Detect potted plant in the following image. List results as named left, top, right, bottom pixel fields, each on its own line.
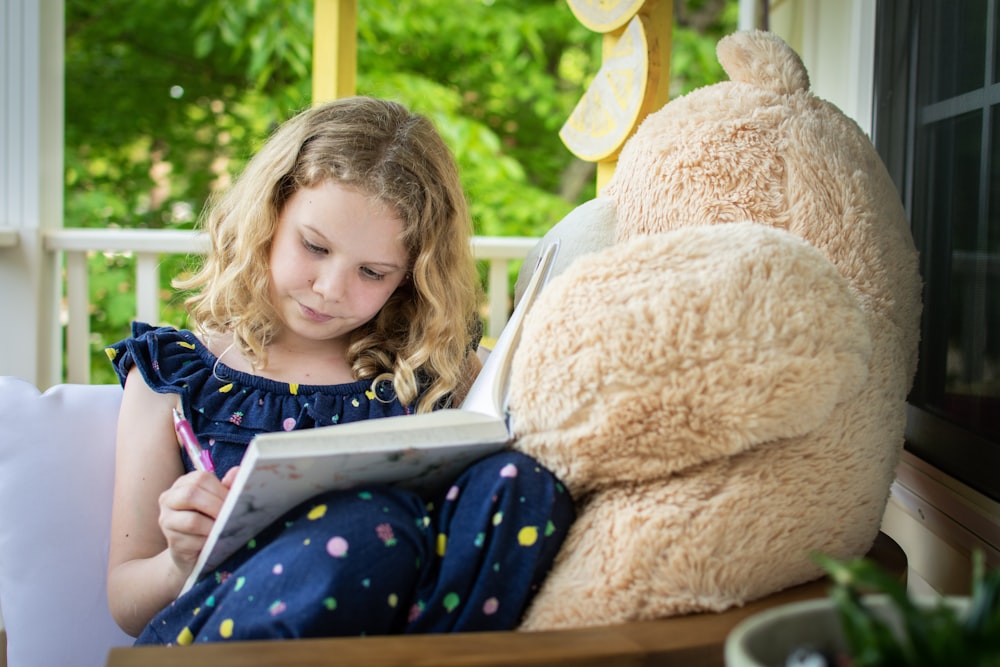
left=725, top=550, right=1000, bottom=666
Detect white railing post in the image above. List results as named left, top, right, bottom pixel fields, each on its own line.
left=45, top=229, right=211, bottom=384
left=135, top=253, right=161, bottom=326
left=472, top=236, right=539, bottom=340
left=64, top=250, right=90, bottom=384
left=0, top=0, right=65, bottom=390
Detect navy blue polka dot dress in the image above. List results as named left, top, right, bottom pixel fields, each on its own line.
left=107, top=322, right=574, bottom=643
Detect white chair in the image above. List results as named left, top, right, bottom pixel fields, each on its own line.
left=0, top=377, right=133, bottom=667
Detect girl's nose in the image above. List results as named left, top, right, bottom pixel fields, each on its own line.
left=310, top=264, right=349, bottom=301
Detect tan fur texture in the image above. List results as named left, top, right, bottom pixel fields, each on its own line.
left=509, top=30, right=921, bottom=630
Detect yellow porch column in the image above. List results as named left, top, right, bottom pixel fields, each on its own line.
left=312, top=0, right=357, bottom=104
left=561, top=0, right=672, bottom=191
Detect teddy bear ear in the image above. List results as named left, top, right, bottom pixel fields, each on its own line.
left=717, top=29, right=810, bottom=95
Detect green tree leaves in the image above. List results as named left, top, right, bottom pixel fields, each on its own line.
left=65, top=0, right=735, bottom=382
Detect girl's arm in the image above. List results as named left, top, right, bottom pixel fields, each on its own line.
left=106, top=366, right=233, bottom=637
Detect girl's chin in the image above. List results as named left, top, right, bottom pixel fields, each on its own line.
left=283, top=318, right=355, bottom=344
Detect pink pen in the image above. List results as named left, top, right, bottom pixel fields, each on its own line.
left=172, top=407, right=215, bottom=472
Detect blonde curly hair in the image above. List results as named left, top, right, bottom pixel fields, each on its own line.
left=176, top=97, right=481, bottom=412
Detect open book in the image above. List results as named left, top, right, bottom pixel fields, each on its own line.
left=180, top=241, right=559, bottom=595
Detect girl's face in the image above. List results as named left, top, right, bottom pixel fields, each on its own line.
left=268, top=180, right=409, bottom=351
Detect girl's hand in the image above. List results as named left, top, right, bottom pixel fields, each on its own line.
left=157, top=468, right=237, bottom=574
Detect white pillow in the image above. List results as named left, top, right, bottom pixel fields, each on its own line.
left=0, top=377, right=133, bottom=667
left=512, top=196, right=617, bottom=306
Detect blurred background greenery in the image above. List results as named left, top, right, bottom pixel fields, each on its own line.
left=65, top=0, right=737, bottom=383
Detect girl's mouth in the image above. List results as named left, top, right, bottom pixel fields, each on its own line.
left=300, top=303, right=334, bottom=323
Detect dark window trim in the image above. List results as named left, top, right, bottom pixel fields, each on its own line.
left=873, top=0, right=1000, bottom=503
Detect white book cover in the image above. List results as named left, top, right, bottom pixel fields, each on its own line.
left=180, top=241, right=559, bottom=594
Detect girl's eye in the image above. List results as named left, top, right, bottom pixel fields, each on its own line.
left=360, top=266, right=386, bottom=281
left=302, top=239, right=327, bottom=255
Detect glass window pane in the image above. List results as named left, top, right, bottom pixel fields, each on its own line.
left=996, top=2, right=1000, bottom=85
left=918, top=2, right=987, bottom=103
left=912, top=107, right=999, bottom=444
left=877, top=0, right=1000, bottom=502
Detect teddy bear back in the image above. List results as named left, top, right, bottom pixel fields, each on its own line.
left=509, top=222, right=872, bottom=492
left=604, top=29, right=921, bottom=382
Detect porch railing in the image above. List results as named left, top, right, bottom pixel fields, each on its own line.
left=44, top=229, right=538, bottom=385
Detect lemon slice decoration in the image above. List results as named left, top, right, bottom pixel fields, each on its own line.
left=560, top=14, right=651, bottom=162
left=566, top=0, right=645, bottom=32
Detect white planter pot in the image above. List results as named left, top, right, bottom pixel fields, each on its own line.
left=724, top=594, right=969, bottom=667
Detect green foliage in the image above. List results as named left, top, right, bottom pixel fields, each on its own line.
left=814, top=551, right=1000, bottom=667
left=358, top=1, right=598, bottom=199
left=65, top=0, right=737, bottom=383
left=672, top=0, right=740, bottom=95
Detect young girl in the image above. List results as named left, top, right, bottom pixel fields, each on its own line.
left=105, top=96, right=574, bottom=644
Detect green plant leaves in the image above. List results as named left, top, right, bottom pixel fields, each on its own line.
left=813, top=550, right=1000, bottom=667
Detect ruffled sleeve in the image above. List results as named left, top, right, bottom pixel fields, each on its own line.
left=104, top=322, right=412, bottom=475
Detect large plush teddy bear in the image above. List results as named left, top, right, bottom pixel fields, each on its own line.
left=508, top=29, right=923, bottom=630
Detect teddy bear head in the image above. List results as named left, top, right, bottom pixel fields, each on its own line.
left=604, top=29, right=922, bottom=353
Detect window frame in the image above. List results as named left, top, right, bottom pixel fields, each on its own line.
left=873, top=0, right=1000, bottom=503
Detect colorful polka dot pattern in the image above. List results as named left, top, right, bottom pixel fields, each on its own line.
left=134, top=451, right=574, bottom=644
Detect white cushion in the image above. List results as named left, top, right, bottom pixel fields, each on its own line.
left=512, top=196, right=616, bottom=306
left=0, top=377, right=132, bottom=667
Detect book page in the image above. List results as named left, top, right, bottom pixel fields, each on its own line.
left=182, top=410, right=510, bottom=594
left=460, top=241, right=559, bottom=419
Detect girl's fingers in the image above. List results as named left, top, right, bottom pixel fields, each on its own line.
left=221, top=465, right=240, bottom=489
left=157, top=471, right=229, bottom=568
left=160, top=471, right=227, bottom=519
